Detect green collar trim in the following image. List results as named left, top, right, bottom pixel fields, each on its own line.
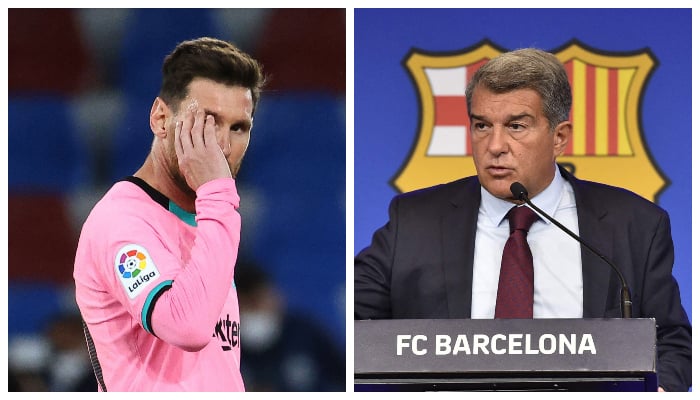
left=169, top=201, right=197, bottom=227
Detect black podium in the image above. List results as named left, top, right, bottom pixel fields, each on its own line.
left=355, top=318, right=657, bottom=391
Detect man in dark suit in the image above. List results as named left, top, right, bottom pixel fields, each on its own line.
left=355, top=48, right=691, bottom=391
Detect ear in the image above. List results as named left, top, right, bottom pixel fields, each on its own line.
left=149, top=97, right=170, bottom=138
left=552, top=120, right=571, bottom=157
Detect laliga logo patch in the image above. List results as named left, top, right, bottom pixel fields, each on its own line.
left=115, top=244, right=160, bottom=299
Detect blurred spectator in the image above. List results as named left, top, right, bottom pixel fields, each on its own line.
left=9, top=368, right=22, bottom=391
left=44, top=314, right=97, bottom=391
left=8, top=335, right=50, bottom=391
left=8, top=314, right=97, bottom=392
left=236, top=261, right=345, bottom=391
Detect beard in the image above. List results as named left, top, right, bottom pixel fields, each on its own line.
left=230, top=158, right=243, bottom=178
left=162, top=137, right=195, bottom=197
left=167, top=151, right=197, bottom=198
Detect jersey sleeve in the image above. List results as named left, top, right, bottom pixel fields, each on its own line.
left=103, top=178, right=241, bottom=351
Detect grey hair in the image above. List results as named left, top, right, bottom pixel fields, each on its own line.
left=465, top=48, right=571, bottom=130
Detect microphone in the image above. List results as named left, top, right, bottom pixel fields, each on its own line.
left=510, top=182, right=632, bottom=318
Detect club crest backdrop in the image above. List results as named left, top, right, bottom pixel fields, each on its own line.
left=354, top=8, right=692, bottom=320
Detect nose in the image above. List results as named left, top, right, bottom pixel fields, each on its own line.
left=217, top=127, right=231, bottom=158
left=487, top=125, right=509, bottom=156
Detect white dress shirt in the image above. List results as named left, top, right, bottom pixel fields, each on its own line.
left=471, top=167, right=583, bottom=318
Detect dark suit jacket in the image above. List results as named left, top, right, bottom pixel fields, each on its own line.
left=355, top=165, right=691, bottom=391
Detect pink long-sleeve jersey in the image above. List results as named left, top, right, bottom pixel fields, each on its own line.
left=74, top=176, right=245, bottom=391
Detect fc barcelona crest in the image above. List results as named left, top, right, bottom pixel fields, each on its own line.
left=395, top=40, right=667, bottom=203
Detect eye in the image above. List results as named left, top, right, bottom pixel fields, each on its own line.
left=509, top=123, right=525, bottom=131
left=472, top=122, right=488, bottom=131
left=230, top=123, right=249, bottom=133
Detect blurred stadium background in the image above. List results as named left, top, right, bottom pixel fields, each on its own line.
left=8, top=8, right=346, bottom=391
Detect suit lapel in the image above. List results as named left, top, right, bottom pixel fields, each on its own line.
left=441, top=177, right=481, bottom=318
left=438, top=168, right=614, bottom=318
left=562, top=167, right=614, bottom=317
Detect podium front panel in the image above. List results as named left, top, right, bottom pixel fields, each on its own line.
left=355, top=318, right=657, bottom=391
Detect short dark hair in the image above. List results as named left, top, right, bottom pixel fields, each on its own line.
left=159, top=37, right=265, bottom=114
left=465, top=48, right=571, bottom=129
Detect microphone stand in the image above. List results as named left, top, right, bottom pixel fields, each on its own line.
left=511, top=183, right=632, bottom=318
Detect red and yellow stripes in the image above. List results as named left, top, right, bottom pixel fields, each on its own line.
left=565, top=59, right=633, bottom=156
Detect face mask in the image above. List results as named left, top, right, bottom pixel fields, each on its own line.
left=49, top=349, right=89, bottom=391
left=241, top=311, right=281, bottom=351
left=8, top=335, right=50, bottom=373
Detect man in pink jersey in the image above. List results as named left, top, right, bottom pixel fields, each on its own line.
left=73, top=37, right=265, bottom=391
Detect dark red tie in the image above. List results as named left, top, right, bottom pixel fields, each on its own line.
left=495, top=206, right=539, bottom=318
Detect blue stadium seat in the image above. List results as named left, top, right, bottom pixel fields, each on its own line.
left=117, top=9, right=219, bottom=100
left=108, top=93, right=153, bottom=180
left=8, top=281, right=64, bottom=338
left=9, top=96, right=88, bottom=193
